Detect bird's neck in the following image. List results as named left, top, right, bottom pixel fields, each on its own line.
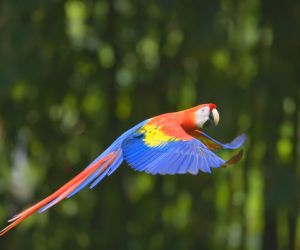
left=176, top=110, right=197, bottom=131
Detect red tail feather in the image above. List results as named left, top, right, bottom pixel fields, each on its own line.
left=0, top=152, right=117, bottom=236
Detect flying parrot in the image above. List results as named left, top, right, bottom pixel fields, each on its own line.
left=0, top=103, right=246, bottom=235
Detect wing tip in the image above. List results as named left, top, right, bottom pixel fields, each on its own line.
left=222, top=149, right=244, bottom=168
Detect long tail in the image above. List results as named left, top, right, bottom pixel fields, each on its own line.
left=0, top=151, right=120, bottom=236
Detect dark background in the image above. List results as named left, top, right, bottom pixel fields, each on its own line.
left=0, top=0, right=299, bottom=249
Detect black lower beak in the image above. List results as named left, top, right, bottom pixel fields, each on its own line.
left=203, top=111, right=215, bottom=127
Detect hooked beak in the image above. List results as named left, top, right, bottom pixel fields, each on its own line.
left=204, top=108, right=220, bottom=127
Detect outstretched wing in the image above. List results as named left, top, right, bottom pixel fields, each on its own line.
left=188, top=130, right=246, bottom=150
left=122, top=120, right=239, bottom=175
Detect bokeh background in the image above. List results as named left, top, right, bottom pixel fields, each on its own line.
left=0, top=0, right=299, bottom=249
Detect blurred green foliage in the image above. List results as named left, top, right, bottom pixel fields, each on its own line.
left=0, top=0, right=299, bottom=249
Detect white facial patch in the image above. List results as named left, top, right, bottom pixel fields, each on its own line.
left=195, top=106, right=210, bottom=128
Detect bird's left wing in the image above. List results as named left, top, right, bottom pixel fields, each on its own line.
left=122, top=120, right=237, bottom=175
left=189, top=130, right=246, bottom=150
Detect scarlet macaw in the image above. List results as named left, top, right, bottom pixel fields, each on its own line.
left=0, top=103, right=245, bottom=235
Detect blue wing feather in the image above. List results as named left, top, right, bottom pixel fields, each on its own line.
left=89, top=167, right=111, bottom=189
left=172, top=143, right=191, bottom=174
left=136, top=150, right=159, bottom=172
left=197, top=147, right=212, bottom=173
left=166, top=145, right=188, bottom=174
left=188, top=150, right=198, bottom=175
left=188, top=154, right=199, bottom=175
left=156, top=147, right=182, bottom=174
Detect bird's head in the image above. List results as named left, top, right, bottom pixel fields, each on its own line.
left=179, top=103, right=220, bottom=131
left=194, top=103, right=220, bottom=129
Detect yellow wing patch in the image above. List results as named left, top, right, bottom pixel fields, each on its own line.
left=138, top=124, right=179, bottom=147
